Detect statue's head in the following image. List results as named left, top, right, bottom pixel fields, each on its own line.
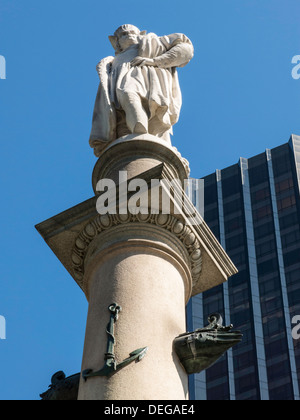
left=109, top=24, right=147, bottom=54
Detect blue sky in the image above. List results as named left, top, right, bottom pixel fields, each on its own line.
left=0, top=0, right=299, bottom=400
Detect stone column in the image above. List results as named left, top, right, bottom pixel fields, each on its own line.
left=35, top=134, right=237, bottom=401
left=77, top=135, right=192, bottom=400
left=77, top=214, right=193, bottom=400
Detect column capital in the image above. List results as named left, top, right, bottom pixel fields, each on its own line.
left=72, top=213, right=201, bottom=301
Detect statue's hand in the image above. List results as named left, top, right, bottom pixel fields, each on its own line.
left=131, top=56, right=155, bottom=67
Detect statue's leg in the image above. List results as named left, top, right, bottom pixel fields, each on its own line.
left=119, top=92, right=148, bottom=134
left=116, top=110, right=131, bottom=138
left=148, top=115, right=172, bottom=145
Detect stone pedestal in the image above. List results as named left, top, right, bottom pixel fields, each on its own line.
left=91, top=134, right=190, bottom=189
left=35, top=135, right=237, bottom=400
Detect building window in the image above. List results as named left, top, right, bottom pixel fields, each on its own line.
left=222, top=176, right=241, bottom=198
left=275, top=178, right=294, bottom=194
left=281, top=231, right=300, bottom=248
left=249, top=164, right=269, bottom=186
left=252, top=188, right=270, bottom=202
left=259, top=275, right=281, bottom=295
left=226, top=234, right=245, bottom=251
left=254, top=222, right=275, bottom=240
left=272, top=150, right=292, bottom=177
left=253, top=205, right=272, bottom=221
left=257, top=258, right=278, bottom=276
left=283, top=249, right=300, bottom=267
left=235, top=374, right=258, bottom=395
left=223, top=199, right=243, bottom=217
left=269, top=383, right=294, bottom=401
left=279, top=212, right=299, bottom=230
left=277, top=195, right=296, bottom=212
left=256, top=240, right=276, bottom=258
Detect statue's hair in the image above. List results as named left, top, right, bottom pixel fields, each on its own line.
left=114, top=24, right=141, bottom=38
left=109, top=24, right=147, bottom=54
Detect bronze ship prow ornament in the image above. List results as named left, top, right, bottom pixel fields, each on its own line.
left=174, top=313, right=242, bottom=375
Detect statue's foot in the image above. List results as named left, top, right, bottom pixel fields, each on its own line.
left=133, top=122, right=148, bottom=134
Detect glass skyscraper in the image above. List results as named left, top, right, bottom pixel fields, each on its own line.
left=188, top=134, right=300, bottom=400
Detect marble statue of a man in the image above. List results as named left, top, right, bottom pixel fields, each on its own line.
left=89, top=24, right=194, bottom=156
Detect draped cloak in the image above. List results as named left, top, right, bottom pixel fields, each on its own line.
left=89, top=33, right=194, bottom=156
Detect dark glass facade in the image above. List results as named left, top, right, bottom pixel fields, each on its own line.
left=188, top=135, right=300, bottom=400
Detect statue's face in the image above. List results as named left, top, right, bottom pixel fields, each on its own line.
left=117, top=29, right=140, bottom=51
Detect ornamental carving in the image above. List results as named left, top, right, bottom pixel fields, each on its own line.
left=71, top=213, right=202, bottom=288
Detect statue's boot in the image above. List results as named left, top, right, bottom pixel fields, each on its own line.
left=133, top=122, right=148, bottom=134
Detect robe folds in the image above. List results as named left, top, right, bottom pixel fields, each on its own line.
left=89, top=33, right=194, bottom=156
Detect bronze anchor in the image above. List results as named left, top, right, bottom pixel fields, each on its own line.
left=82, top=303, right=148, bottom=381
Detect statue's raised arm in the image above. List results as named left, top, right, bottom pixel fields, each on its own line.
left=89, top=25, right=194, bottom=157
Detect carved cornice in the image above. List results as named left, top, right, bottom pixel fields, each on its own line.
left=71, top=213, right=202, bottom=289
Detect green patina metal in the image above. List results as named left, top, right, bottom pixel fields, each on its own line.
left=82, top=303, right=148, bottom=381
left=174, top=313, right=242, bottom=375
left=41, top=311, right=241, bottom=399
